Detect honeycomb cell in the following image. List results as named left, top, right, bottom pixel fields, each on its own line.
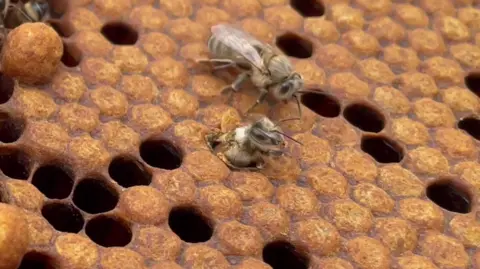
left=23, top=121, right=70, bottom=155
left=394, top=4, right=429, bottom=27
left=101, top=22, right=138, bottom=45
left=378, top=165, right=424, bottom=198
left=234, top=258, right=272, bottom=269
left=168, top=206, right=213, bottom=243
left=73, top=177, right=119, bottom=214
left=367, top=17, right=405, bottom=43
left=51, top=71, right=87, bottom=102
left=408, top=147, right=450, bottom=176
left=305, top=165, right=348, bottom=199
left=0, top=204, right=29, bottom=269
left=24, top=211, right=54, bottom=246
left=420, top=232, right=469, bottom=269
left=374, top=217, right=417, bottom=255
left=262, top=241, right=309, bottom=269
left=413, top=98, right=456, bottom=128
left=435, top=128, right=477, bottom=159
left=108, top=156, right=151, bottom=188
left=140, top=139, right=182, bottom=170
left=13, top=88, right=57, bottom=120
left=316, top=118, right=358, bottom=146
left=304, top=18, right=339, bottom=43
left=67, top=135, right=111, bottom=171
left=140, top=33, right=178, bottom=59
left=269, top=101, right=317, bottom=133
left=458, top=7, right=480, bottom=32
left=58, top=103, right=99, bottom=133
left=86, top=215, right=132, bottom=247
left=395, top=255, right=438, bottom=269
left=276, top=184, right=318, bottom=219
left=5, top=180, right=43, bottom=211
left=0, top=111, right=24, bottom=143
left=0, top=148, right=32, bottom=180
left=292, top=218, right=340, bottom=256
left=199, top=104, right=240, bottom=130
left=358, top=58, right=395, bottom=84
left=399, top=198, right=444, bottom=230
left=184, top=150, right=230, bottom=183
left=151, top=262, right=183, bottom=269
left=450, top=43, right=480, bottom=69
left=41, top=202, right=84, bottom=233
left=318, top=44, right=356, bottom=71
left=290, top=0, right=324, bottom=16
left=458, top=163, right=480, bottom=192
left=61, top=42, right=82, bottom=68
left=129, top=104, right=173, bottom=134
left=300, top=91, right=340, bottom=118
left=217, top=221, right=263, bottom=256
left=134, top=226, right=182, bottom=262
left=191, top=74, right=227, bottom=102
left=55, top=234, right=98, bottom=269
left=118, top=186, right=170, bottom=225
left=17, top=251, right=59, bottom=269
left=327, top=200, right=373, bottom=233
left=153, top=170, right=197, bottom=204
left=343, top=103, right=385, bottom=133
left=353, top=183, right=395, bottom=213
left=227, top=171, right=274, bottom=201
left=111, top=46, right=148, bottom=73
left=342, top=30, right=380, bottom=57
left=168, top=18, right=209, bottom=43
left=120, top=75, right=158, bottom=103
left=129, top=6, right=168, bottom=31
left=290, top=133, right=331, bottom=166
left=330, top=4, right=364, bottom=30
left=246, top=201, right=290, bottom=239
left=383, top=45, right=420, bottom=72
left=68, top=8, right=102, bottom=31
left=264, top=6, right=303, bottom=31
left=81, top=58, right=122, bottom=86
left=441, top=86, right=479, bottom=113
left=419, top=0, right=455, bottom=15
left=196, top=6, right=231, bottom=28
left=150, top=57, right=189, bottom=88
left=423, top=56, right=464, bottom=85
left=241, top=18, right=275, bottom=43
left=335, top=148, right=377, bottom=182
left=173, top=120, right=210, bottom=150
left=276, top=33, right=313, bottom=59
left=313, top=257, right=353, bottom=269
left=93, top=0, right=132, bottom=18
left=31, top=164, right=74, bottom=200
left=99, top=121, right=140, bottom=153
left=435, top=16, right=470, bottom=41
left=74, top=31, right=113, bottom=57
left=346, top=236, right=390, bottom=269
left=373, top=86, right=410, bottom=114
left=426, top=179, right=472, bottom=214
left=198, top=184, right=243, bottom=220
left=0, top=73, right=14, bottom=104
left=329, top=72, right=370, bottom=99
left=183, top=245, right=230, bottom=269
left=100, top=248, right=146, bottom=269
left=395, top=72, right=439, bottom=97
left=450, top=215, right=480, bottom=248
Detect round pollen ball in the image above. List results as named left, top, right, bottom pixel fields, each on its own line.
left=1, top=22, right=63, bottom=85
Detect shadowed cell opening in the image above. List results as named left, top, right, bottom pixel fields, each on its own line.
left=458, top=117, right=480, bottom=141
left=85, top=215, right=132, bottom=247
left=47, top=0, right=68, bottom=19
left=140, top=139, right=183, bottom=170
left=0, top=111, right=25, bottom=143
left=465, top=72, right=480, bottom=97
left=275, top=33, right=313, bottom=59
left=18, top=251, right=58, bottom=269
left=361, top=135, right=404, bottom=163
left=0, top=73, right=14, bottom=104
left=61, top=42, right=82, bottom=67
left=300, top=91, right=340, bottom=118
left=72, top=178, right=119, bottom=214
left=426, top=179, right=472, bottom=214
left=263, top=241, right=309, bottom=269
left=32, top=164, right=74, bottom=199
left=101, top=22, right=138, bottom=45
left=48, top=20, right=74, bottom=37
left=41, top=202, right=84, bottom=233
left=290, top=0, right=325, bottom=17
left=343, top=103, right=385, bottom=133
left=108, top=156, right=152, bottom=188
left=0, top=148, right=31, bottom=179
left=168, top=206, right=213, bottom=243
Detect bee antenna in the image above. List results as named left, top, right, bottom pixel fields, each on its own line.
left=273, top=130, right=303, bottom=145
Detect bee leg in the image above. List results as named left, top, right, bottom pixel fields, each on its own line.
left=244, top=88, right=268, bottom=115
left=196, top=58, right=236, bottom=70
left=221, top=71, right=249, bottom=94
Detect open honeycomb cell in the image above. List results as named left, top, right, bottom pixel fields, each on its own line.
left=0, top=0, right=479, bottom=268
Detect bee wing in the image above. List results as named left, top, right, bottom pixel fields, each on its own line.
left=211, top=24, right=266, bottom=71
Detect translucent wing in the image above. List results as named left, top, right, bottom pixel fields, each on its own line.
left=211, top=24, right=266, bottom=71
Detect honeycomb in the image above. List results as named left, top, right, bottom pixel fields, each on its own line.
left=0, top=0, right=479, bottom=268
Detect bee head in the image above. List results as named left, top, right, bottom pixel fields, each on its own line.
left=248, top=118, right=285, bottom=151
left=272, top=73, right=304, bottom=101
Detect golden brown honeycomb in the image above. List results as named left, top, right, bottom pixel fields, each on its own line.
left=0, top=0, right=479, bottom=268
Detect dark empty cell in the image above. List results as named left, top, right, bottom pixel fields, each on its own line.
left=458, top=117, right=480, bottom=140
left=465, top=72, right=480, bottom=97
left=41, top=202, right=84, bottom=233
left=140, top=140, right=183, bottom=170
left=31, top=165, right=74, bottom=199
left=361, top=136, right=404, bottom=163
left=108, top=157, right=152, bottom=188
left=101, top=22, right=138, bottom=45
left=290, top=0, right=325, bottom=17
left=263, top=241, right=309, bottom=269
left=18, top=251, right=58, bottom=269
left=0, top=73, right=14, bottom=104
left=275, top=33, right=313, bottom=59
left=0, top=148, right=31, bottom=179
left=85, top=215, right=132, bottom=247
left=0, top=111, right=25, bottom=143
left=48, top=20, right=74, bottom=38
left=72, top=178, right=119, bottom=214
left=61, top=42, right=82, bottom=67
left=426, top=180, right=472, bottom=214
left=300, top=91, right=340, bottom=118
left=168, top=207, right=213, bottom=243
left=343, top=103, right=385, bottom=133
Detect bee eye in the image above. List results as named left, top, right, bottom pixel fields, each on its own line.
left=280, top=84, right=290, bottom=94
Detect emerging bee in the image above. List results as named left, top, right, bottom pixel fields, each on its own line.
left=197, top=23, right=306, bottom=121
left=205, top=116, right=302, bottom=171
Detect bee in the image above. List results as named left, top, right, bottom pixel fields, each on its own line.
left=196, top=23, right=307, bottom=121
left=205, top=116, right=302, bottom=171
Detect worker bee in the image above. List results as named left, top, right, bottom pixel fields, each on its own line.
left=205, top=116, right=302, bottom=171
left=196, top=23, right=307, bottom=121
